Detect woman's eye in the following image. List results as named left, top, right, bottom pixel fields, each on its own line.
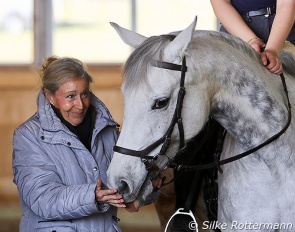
left=81, top=91, right=89, bottom=98
left=66, top=94, right=76, bottom=99
left=152, top=98, right=169, bottom=109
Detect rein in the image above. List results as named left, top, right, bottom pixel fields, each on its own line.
left=113, top=36, right=292, bottom=182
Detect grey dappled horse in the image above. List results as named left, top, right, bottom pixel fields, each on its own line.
left=107, top=17, right=295, bottom=231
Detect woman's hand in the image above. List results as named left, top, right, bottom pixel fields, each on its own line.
left=95, top=178, right=126, bottom=208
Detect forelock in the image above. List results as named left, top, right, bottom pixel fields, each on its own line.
left=122, top=35, right=170, bottom=91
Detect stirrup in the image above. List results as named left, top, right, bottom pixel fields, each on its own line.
left=164, top=208, right=198, bottom=232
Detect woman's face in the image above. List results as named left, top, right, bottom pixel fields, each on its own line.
left=46, top=78, right=91, bottom=126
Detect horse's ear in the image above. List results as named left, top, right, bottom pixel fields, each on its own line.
left=164, top=16, right=197, bottom=60
left=110, top=22, right=147, bottom=48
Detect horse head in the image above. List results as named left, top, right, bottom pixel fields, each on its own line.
left=107, top=17, right=211, bottom=205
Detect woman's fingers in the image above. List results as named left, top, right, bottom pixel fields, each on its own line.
left=95, top=178, right=126, bottom=207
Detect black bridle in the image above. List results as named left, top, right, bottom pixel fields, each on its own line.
left=113, top=47, right=292, bottom=184
left=114, top=56, right=188, bottom=173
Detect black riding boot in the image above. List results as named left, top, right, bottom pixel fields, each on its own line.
left=169, top=119, right=223, bottom=232
left=170, top=169, right=201, bottom=232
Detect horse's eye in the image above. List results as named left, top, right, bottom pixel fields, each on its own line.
left=152, top=98, right=169, bottom=110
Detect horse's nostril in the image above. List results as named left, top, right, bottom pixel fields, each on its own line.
left=118, top=180, right=128, bottom=194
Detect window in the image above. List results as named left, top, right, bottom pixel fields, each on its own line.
left=52, top=0, right=131, bottom=63
left=53, top=0, right=216, bottom=64
left=0, top=0, right=34, bottom=64
left=136, top=0, right=216, bottom=35
left=1, top=0, right=217, bottom=65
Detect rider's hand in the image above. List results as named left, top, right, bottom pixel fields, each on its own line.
left=248, top=38, right=282, bottom=75
left=95, top=178, right=126, bottom=208
left=248, top=37, right=282, bottom=74
left=260, top=49, right=283, bottom=75
left=248, top=37, right=265, bottom=54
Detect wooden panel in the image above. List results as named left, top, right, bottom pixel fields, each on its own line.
left=0, top=64, right=123, bottom=89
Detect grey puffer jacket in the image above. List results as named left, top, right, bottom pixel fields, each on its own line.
left=12, top=91, right=121, bottom=232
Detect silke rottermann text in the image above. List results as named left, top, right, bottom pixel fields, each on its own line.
left=201, top=221, right=293, bottom=230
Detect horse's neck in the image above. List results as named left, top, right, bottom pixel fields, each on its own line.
left=211, top=71, right=289, bottom=150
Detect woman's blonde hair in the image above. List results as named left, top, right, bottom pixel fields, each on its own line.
left=38, top=55, right=93, bottom=94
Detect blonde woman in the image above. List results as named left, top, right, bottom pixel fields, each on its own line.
left=13, top=56, right=125, bottom=231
